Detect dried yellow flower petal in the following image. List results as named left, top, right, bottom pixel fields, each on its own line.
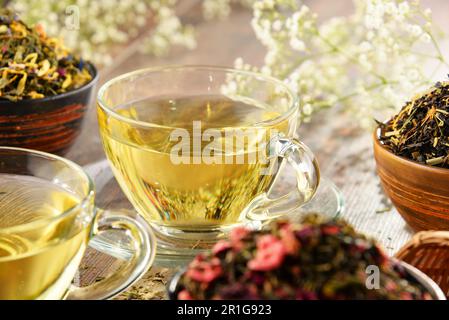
left=14, top=46, right=24, bottom=62
left=17, top=73, right=27, bottom=95
left=28, top=91, right=44, bottom=99
left=10, top=22, right=27, bottom=38
left=37, top=60, right=51, bottom=77
left=0, top=78, right=8, bottom=89
left=23, top=53, right=38, bottom=65
left=62, top=74, right=72, bottom=89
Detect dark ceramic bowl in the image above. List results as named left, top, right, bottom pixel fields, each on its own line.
left=0, top=63, right=98, bottom=155
left=167, top=261, right=446, bottom=300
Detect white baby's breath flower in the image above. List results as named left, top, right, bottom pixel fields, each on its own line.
left=302, top=103, right=313, bottom=116
left=202, top=0, right=251, bottom=21
left=421, top=33, right=431, bottom=43
left=246, top=0, right=448, bottom=127
left=260, top=65, right=272, bottom=75
left=264, top=50, right=277, bottom=65
left=423, top=8, right=432, bottom=19
left=10, top=0, right=201, bottom=66
left=289, top=38, right=306, bottom=51
left=234, top=57, right=244, bottom=69
left=364, top=15, right=380, bottom=29
left=398, top=2, right=410, bottom=16
left=410, top=25, right=423, bottom=36
left=359, top=41, right=372, bottom=52
left=272, top=19, right=283, bottom=31
left=384, top=2, right=398, bottom=15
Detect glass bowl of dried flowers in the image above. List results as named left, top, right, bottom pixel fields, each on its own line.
left=374, top=80, right=449, bottom=231
left=0, top=9, right=98, bottom=155
left=167, top=215, right=445, bottom=300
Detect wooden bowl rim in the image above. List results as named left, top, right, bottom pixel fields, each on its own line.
left=373, top=126, right=449, bottom=176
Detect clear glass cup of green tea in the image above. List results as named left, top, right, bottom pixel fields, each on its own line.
left=0, top=147, right=156, bottom=300
left=97, top=66, right=319, bottom=252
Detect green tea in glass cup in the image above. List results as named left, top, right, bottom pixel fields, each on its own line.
left=97, top=66, right=319, bottom=253
left=0, top=147, right=156, bottom=300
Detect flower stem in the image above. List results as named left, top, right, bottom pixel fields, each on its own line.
left=278, top=50, right=335, bottom=78
left=313, top=81, right=399, bottom=109
left=315, top=31, right=388, bottom=84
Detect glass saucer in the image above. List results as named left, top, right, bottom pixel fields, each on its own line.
left=84, top=160, right=344, bottom=267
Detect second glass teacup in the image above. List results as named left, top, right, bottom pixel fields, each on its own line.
left=0, top=147, right=155, bottom=300
left=97, top=66, right=319, bottom=252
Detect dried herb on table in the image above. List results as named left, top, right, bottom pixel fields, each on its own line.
left=379, top=79, right=449, bottom=168
left=177, top=215, right=432, bottom=300
left=0, top=9, right=92, bottom=101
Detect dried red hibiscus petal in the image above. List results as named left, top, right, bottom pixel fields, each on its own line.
left=321, top=224, right=341, bottom=235
left=177, top=290, right=193, bottom=300
left=280, top=225, right=300, bottom=255
left=186, top=256, right=223, bottom=284
left=248, top=235, right=286, bottom=271
left=212, top=240, right=232, bottom=255
left=230, top=226, right=249, bottom=245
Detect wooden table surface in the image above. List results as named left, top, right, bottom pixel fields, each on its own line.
left=65, top=0, right=449, bottom=299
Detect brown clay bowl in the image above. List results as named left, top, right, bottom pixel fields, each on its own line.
left=373, top=127, right=449, bottom=231
left=0, top=63, right=98, bottom=155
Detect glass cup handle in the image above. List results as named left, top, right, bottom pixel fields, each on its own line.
left=66, top=209, right=156, bottom=300
left=246, top=137, right=320, bottom=221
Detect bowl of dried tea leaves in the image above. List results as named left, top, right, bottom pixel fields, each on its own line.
left=0, top=9, right=98, bottom=154
left=374, top=79, right=449, bottom=231
left=168, top=215, right=445, bottom=300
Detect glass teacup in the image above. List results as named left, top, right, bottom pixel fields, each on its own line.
left=97, top=66, right=319, bottom=251
left=0, top=147, right=156, bottom=300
